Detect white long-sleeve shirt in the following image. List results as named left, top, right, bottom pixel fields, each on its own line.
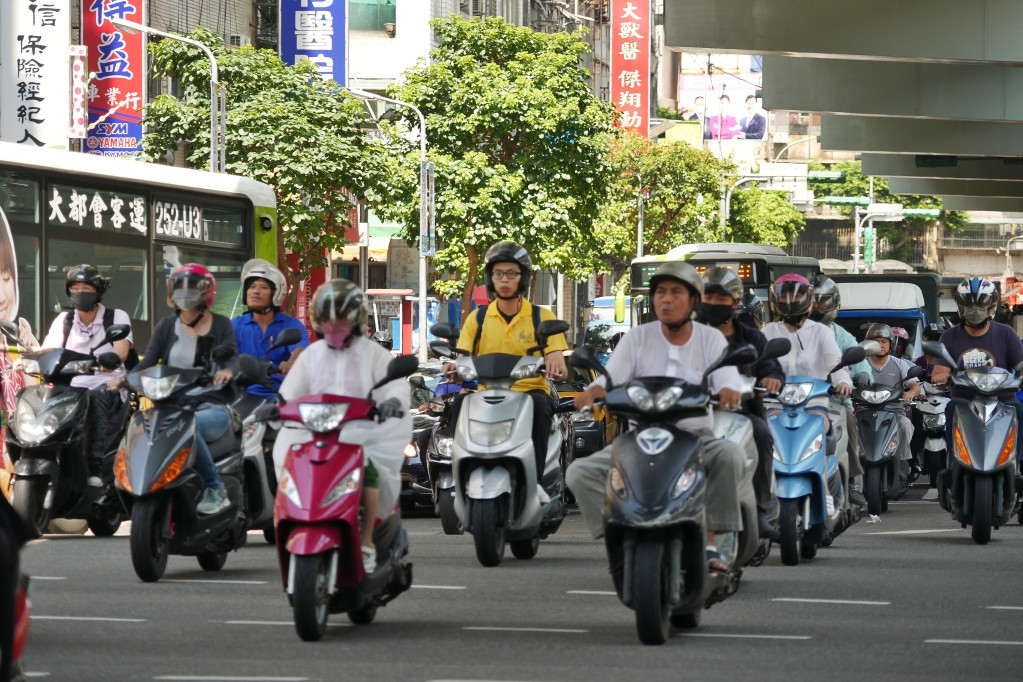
left=762, top=319, right=851, bottom=387
left=590, top=321, right=741, bottom=432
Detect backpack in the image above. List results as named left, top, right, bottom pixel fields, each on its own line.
left=471, top=303, right=542, bottom=355
left=63, top=308, right=140, bottom=369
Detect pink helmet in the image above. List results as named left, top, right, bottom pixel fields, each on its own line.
left=891, top=326, right=910, bottom=357
left=167, top=263, right=217, bottom=310
left=770, top=273, right=814, bottom=320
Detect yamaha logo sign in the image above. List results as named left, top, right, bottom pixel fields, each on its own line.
left=637, top=427, right=673, bottom=456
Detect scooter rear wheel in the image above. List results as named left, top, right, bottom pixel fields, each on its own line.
left=293, top=553, right=331, bottom=641
left=263, top=526, right=275, bottom=545
left=197, top=551, right=227, bottom=572
left=633, top=540, right=670, bottom=645
left=864, top=466, right=882, bottom=516
left=130, top=498, right=170, bottom=582
left=779, top=499, right=800, bottom=566
left=438, top=487, right=463, bottom=535
left=926, top=451, right=943, bottom=489
left=11, top=478, right=48, bottom=539
left=510, top=536, right=539, bottom=560
left=86, top=513, right=123, bottom=537
left=471, top=498, right=505, bottom=567
left=971, top=476, right=993, bottom=545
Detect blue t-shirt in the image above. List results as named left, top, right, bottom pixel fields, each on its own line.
left=232, top=312, right=310, bottom=396
left=935, top=322, right=1023, bottom=400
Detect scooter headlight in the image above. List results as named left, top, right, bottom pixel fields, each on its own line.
left=654, top=386, right=684, bottom=411
left=511, top=362, right=540, bottom=380
left=923, top=413, right=945, bottom=430
left=626, top=386, right=654, bottom=411
left=404, top=442, right=418, bottom=460
left=60, top=359, right=93, bottom=375
left=140, top=374, right=180, bottom=401
left=860, top=389, right=892, bottom=404
left=277, top=468, right=303, bottom=508
left=798, top=433, right=824, bottom=462
left=20, top=358, right=40, bottom=375
left=321, top=468, right=362, bottom=508
left=298, top=403, right=349, bottom=432
left=457, top=365, right=478, bottom=381
left=14, top=397, right=78, bottom=442
left=469, top=419, right=513, bottom=446
left=435, top=435, right=453, bottom=459
left=966, top=371, right=1007, bottom=393
left=608, top=465, right=627, bottom=498
left=671, top=468, right=697, bottom=498
left=778, top=382, right=813, bottom=406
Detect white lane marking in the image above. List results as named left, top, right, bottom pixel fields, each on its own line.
left=25, top=673, right=51, bottom=678
left=922, top=489, right=938, bottom=500
left=986, top=606, right=1023, bottom=611
left=155, top=677, right=309, bottom=681
left=464, top=626, right=588, bottom=634
left=30, top=576, right=67, bottom=581
left=33, top=616, right=146, bottom=622
left=223, top=620, right=351, bottom=627
left=925, top=639, right=1023, bottom=647
left=411, top=584, right=466, bottom=590
left=772, top=598, right=890, bottom=606
left=863, top=529, right=963, bottom=536
left=567, top=590, right=617, bottom=596
left=682, top=633, right=812, bottom=641
left=162, top=579, right=268, bottom=585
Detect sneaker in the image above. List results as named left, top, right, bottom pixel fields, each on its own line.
left=536, top=484, right=551, bottom=505
left=197, top=486, right=230, bottom=515
left=362, top=545, right=377, bottom=574
left=849, top=485, right=867, bottom=507
left=87, top=475, right=104, bottom=488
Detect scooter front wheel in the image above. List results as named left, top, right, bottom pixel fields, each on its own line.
left=438, top=487, right=463, bottom=535
left=779, top=498, right=800, bottom=566
left=130, top=498, right=170, bottom=582
left=633, top=539, right=671, bottom=645
left=11, top=478, right=49, bottom=539
left=292, top=553, right=331, bottom=641
left=971, top=476, right=993, bottom=545
left=864, top=466, right=882, bottom=516
left=471, top=498, right=506, bottom=567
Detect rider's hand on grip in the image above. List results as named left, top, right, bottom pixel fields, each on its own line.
left=375, top=397, right=403, bottom=423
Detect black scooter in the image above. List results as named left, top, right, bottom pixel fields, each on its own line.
left=408, top=375, right=462, bottom=534
left=116, top=342, right=246, bottom=581
left=570, top=343, right=759, bottom=646
left=1, top=321, right=133, bottom=538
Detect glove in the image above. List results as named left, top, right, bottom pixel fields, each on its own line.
left=375, top=397, right=404, bottom=422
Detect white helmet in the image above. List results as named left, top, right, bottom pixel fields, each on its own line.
left=241, top=258, right=287, bottom=309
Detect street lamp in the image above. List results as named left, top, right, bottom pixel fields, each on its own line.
left=771, top=135, right=820, bottom=163
left=111, top=18, right=223, bottom=173
left=347, top=87, right=430, bottom=363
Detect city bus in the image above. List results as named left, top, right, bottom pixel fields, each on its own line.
left=0, top=142, right=278, bottom=350
left=628, top=243, right=820, bottom=326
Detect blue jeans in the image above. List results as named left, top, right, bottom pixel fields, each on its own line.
left=944, top=397, right=1023, bottom=471
left=194, top=405, right=230, bottom=488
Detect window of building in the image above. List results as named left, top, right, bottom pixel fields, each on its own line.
left=350, top=0, right=396, bottom=32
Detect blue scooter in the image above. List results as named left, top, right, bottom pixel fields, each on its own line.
left=767, top=345, right=866, bottom=566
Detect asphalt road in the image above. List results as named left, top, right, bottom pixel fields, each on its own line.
left=17, top=485, right=1023, bottom=682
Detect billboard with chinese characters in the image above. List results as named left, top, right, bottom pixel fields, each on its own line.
left=0, top=1, right=71, bottom=148
left=610, top=0, right=650, bottom=136
left=279, top=0, right=348, bottom=86
left=82, top=0, right=146, bottom=156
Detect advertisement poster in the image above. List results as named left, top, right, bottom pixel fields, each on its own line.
left=609, top=0, right=650, bottom=136
left=279, top=0, right=348, bottom=86
left=82, top=0, right=146, bottom=156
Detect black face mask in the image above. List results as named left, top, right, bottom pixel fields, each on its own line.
left=809, top=309, right=825, bottom=322
left=699, top=303, right=735, bottom=326
left=782, top=314, right=806, bottom=327
left=69, top=291, right=99, bottom=312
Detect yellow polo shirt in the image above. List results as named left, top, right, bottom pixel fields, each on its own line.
left=456, top=299, right=569, bottom=394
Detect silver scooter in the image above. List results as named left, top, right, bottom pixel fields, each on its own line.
left=430, top=320, right=573, bottom=567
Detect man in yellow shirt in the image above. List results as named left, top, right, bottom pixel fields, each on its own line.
left=444, top=242, right=568, bottom=501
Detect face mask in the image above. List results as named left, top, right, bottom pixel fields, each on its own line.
left=70, top=291, right=99, bottom=312
left=782, top=314, right=806, bottom=327
left=699, top=302, right=734, bottom=326
left=171, top=289, right=205, bottom=311
left=809, top=308, right=824, bottom=323
left=321, top=319, right=354, bottom=349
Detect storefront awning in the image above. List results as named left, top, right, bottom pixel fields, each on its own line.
left=337, top=236, right=392, bottom=262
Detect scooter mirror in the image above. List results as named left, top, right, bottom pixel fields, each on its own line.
left=569, top=347, right=607, bottom=378
left=408, top=375, right=428, bottom=390
left=858, top=339, right=883, bottom=358
left=0, top=320, right=19, bottom=344
left=97, top=352, right=121, bottom=370
left=237, top=354, right=267, bottom=384
left=372, top=355, right=421, bottom=392
left=761, top=337, right=791, bottom=361
left=841, top=345, right=867, bottom=366
left=906, top=365, right=926, bottom=381
left=535, top=320, right=570, bottom=349
left=719, top=342, right=759, bottom=368
left=921, top=340, right=956, bottom=369
left=430, top=322, right=459, bottom=341
left=103, top=324, right=131, bottom=344
left=268, top=328, right=303, bottom=353
left=211, top=344, right=236, bottom=364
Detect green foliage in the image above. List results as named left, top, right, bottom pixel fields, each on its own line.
left=380, top=16, right=620, bottom=310
left=139, top=28, right=391, bottom=310
left=727, top=184, right=805, bottom=247
left=656, top=105, right=681, bottom=121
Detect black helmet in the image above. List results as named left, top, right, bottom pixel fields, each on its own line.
left=702, top=266, right=743, bottom=300
left=866, top=322, right=895, bottom=342
left=310, top=279, right=368, bottom=341
left=65, top=264, right=109, bottom=298
left=736, top=291, right=765, bottom=329
left=649, top=261, right=704, bottom=299
left=810, top=276, right=841, bottom=324
left=922, top=322, right=944, bottom=342
left=484, top=241, right=532, bottom=299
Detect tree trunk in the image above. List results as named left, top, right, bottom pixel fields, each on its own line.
left=460, top=244, right=480, bottom=322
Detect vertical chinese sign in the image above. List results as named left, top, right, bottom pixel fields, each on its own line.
left=0, top=0, right=71, bottom=147
left=610, top=0, right=650, bottom=137
left=82, top=0, right=145, bottom=156
left=279, top=0, right=349, bottom=87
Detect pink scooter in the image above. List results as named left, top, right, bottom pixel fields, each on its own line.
left=245, top=354, right=418, bottom=641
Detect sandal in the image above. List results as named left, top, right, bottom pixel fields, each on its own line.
left=361, top=545, right=377, bottom=574
left=706, top=547, right=729, bottom=574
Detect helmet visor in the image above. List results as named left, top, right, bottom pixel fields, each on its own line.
left=170, top=273, right=210, bottom=309
left=772, top=280, right=812, bottom=316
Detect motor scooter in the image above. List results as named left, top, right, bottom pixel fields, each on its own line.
left=408, top=375, right=463, bottom=534
left=116, top=342, right=246, bottom=581
left=248, top=354, right=419, bottom=641
left=233, top=328, right=305, bottom=544
left=854, top=365, right=926, bottom=515
left=922, top=341, right=1023, bottom=544
left=767, top=345, right=867, bottom=566
left=915, top=382, right=950, bottom=488
left=1, top=321, right=133, bottom=538
left=570, top=342, right=760, bottom=645
left=430, top=320, right=574, bottom=567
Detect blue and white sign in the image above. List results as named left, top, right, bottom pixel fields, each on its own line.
left=279, top=0, right=348, bottom=86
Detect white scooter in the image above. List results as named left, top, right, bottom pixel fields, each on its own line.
left=915, top=382, right=950, bottom=489
left=430, top=320, right=573, bottom=567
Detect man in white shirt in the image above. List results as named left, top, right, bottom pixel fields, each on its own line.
left=567, top=261, right=746, bottom=572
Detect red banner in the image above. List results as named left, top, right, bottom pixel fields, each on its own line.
left=610, top=0, right=650, bottom=136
